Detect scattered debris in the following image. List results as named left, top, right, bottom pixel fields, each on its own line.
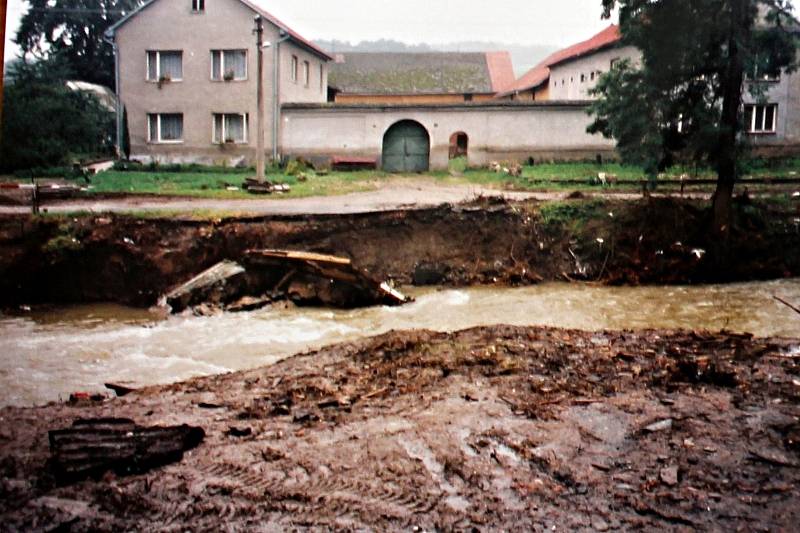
left=749, top=447, right=799, bottom=468
left=227, top=426, right=252, bottom=438
left=644, top=419, right=673, bottom=433
left=104, top=382, right=138, bottom=397
left=245, top=249, right=410, bottom=307
left=164, top=261, right=247, bottom=313
left=161, top=250, right=410, bottom=314
left=774, top=295, right=800, bottom=316
left=68, top=392, right=105, bottom=404
left=243, top=178, right=291, bottom=195
left=48, top=418, right=204, bottom=485
left=660, top=466, right=679, bottom=486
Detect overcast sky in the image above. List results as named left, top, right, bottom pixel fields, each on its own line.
left=4, top=0, right=617, bottom=63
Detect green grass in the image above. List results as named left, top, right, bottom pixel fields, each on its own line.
left=85, top=170, right=384, bottom=199
left=5, top=158, right=800, bottom=200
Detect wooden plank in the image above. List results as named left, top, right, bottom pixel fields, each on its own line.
left=247, top=249, right=352, bottom=266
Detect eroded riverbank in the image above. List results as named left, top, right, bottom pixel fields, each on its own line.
left=0, top=325, right=798, bottom=530
left=1, top=197, right=799, bottom=308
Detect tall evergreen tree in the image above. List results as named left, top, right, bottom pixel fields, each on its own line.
left=15, top=0, right=142, bottom=89
left=588, top=0, right=798, bottom=233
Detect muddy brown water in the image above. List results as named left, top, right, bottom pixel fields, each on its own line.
left=1, top=279, right=798, bottom=407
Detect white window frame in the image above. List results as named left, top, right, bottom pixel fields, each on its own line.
left=745, top=103, right=778, bottom=134
left=146, top=51, right=183, bottom=82
left=147, top=113, right=184, bottom=144
left=191, top=0, right=204, bottom=12
left=212, top=113, right=249, bottom=144
left=291, top=55, right=298, bottom=83
left=210, top=50, right=248, bottom=81
left=303, top=60, right=310, bottom=87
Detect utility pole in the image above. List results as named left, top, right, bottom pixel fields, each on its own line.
left=253, top=15, right=265, bottom=181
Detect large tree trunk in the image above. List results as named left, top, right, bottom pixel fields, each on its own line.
left=713, top=0, right=750, bottom=235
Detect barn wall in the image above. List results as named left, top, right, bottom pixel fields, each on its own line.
left=281, top=103, right=617, bottom=170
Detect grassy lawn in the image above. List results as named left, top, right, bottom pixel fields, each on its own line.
left=85, top=170, right=385, bottom=199
left=4, top=158, right=799, bottom=200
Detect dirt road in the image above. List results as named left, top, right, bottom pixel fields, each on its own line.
left=0, top=325, right=798, bottom=530
left=0, top=180, right=662, bottom=216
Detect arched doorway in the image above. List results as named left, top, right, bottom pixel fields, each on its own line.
left=382, top=120, right=430, bottom=172
left=449, top=132, right=468, bottom=160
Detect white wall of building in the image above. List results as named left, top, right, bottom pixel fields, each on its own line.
left=282, top=103, right=617, bottom=170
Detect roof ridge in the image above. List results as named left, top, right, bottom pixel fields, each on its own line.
left=106, top=0, right=332, bottom=60
left=497, top=24, right=621, bottom=97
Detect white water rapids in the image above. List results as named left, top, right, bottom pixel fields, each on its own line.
left=1, top=279, right=798, bottom=407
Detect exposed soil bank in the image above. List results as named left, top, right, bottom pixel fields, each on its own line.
left=0, top=325, right=798, bottom=530
left=0, top=197, right=798, bottom=308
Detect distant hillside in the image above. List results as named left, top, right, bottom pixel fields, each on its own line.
left=315, top=39, right=557, bottom=77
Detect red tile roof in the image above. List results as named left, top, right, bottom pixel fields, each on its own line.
left=497, top=24, right=621, bottom=97
left=485, top=51, right=517, bottom=92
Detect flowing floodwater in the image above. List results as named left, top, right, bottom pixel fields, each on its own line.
left=1, top=279, right=799, bottom=407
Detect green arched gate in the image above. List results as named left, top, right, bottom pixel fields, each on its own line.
left=382, top=120, right=430, bottom=172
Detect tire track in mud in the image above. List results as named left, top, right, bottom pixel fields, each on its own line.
left=183, top=457, right=444, bottom=528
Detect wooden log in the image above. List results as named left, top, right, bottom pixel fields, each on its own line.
left=49, top=418, right=204, bottom=485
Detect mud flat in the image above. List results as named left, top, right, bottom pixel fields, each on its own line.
left=0, top=325, right=798, bottom=530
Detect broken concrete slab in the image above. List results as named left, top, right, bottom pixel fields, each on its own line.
left=164, top=260, right=246, bottom=313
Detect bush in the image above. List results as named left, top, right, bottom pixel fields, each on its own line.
left=0, top=60, right=114, bottom=172
left=112, top=160, right=254, bottom=174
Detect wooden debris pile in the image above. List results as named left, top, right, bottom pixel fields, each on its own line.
left=162, top=249, right=410, bottom=314
left=243, top=178, right=291, bottom=195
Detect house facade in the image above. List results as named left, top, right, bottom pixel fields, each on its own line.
left=499, top=23, right=800, bottom=156
left=106, top=0, right=331, bottom=165
left=328, top=52, right=516, bottom=104
left=743, top=72, right=800, bottom=155
left=496, top=25, right=637, bottom=101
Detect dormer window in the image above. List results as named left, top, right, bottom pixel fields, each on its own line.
left=192, top=0, right=204, bottom=12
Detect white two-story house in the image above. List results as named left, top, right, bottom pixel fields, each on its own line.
left=105, top=0, right=332, bottom=165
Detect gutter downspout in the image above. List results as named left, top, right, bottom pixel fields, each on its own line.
left=273, top=30, right=290, bottom=164
left=103, top=32, right=122, bottom=159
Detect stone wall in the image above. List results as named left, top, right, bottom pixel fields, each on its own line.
left=281, top=102, right=618, bottom=170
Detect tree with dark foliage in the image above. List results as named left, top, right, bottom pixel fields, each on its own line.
left=0, top=60, right=114, bottom=171
left=588, top=0, right=798, bottom=234
left=15, top=0, right=142, bottom=89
